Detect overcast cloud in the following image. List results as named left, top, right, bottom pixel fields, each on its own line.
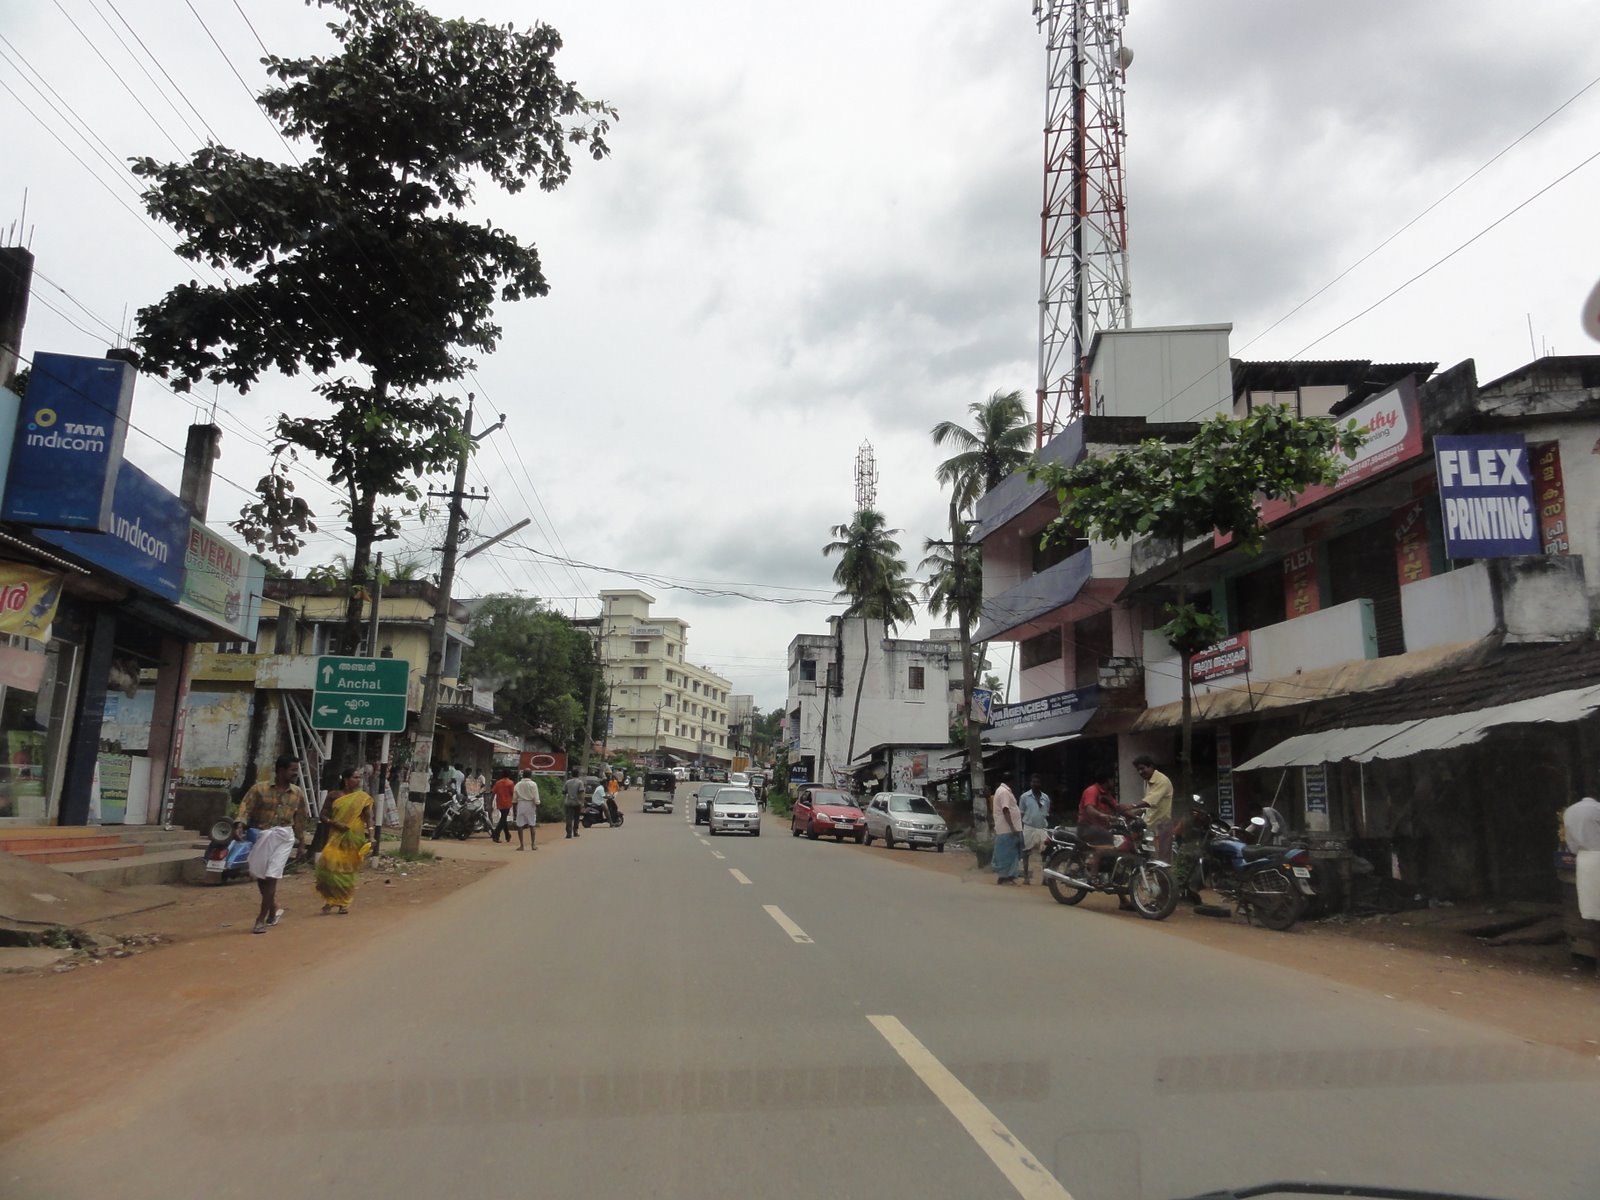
left=8, top=0, right=1599, bottom=708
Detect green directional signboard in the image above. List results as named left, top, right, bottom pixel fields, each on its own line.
left=312, top=656, right=411, bottom=733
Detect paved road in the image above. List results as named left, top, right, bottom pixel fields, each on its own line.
left=8, top=805, right=1599, bottom=1200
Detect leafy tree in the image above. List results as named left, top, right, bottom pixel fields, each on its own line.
left=930, top=390, right=1031, bottom=827
left=824, top=508, right=916, bottom=767
left=461, top=594, right=599, bottom=750
left=131, top=0, right=614, bottom=657
left=1031, top=405, right=1364, bottom=802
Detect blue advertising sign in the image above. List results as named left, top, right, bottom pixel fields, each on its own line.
left=989, top=685, right=1100, bottom=730
left=2, top=352, right=133, bottom=530
left=1434, top=434, right=1541, bottom=559
left=39, top=463, right=189, bottom=602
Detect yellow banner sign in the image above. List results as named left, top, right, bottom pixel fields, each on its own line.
left=0, top=563, right=63, bottom=640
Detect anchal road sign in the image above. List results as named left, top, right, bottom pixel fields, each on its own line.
left=311, top=655, right=411, bottom=732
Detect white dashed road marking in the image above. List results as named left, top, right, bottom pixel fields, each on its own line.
left=729, top=868, right=752, bottom=884
left=867, top=1015, right=1073, bottom=1200
left=762, top=905, right=812, bottom=944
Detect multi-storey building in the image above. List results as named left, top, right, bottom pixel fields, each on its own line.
left=597, top=589, right=733, bottom=767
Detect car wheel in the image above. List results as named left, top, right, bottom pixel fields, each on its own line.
left=936, top=842, right=946, bottom=854
left=753, top=826, right=761, bottom=838
left=806, top=823, right=819, bottom=840
left=854, top=831, right=865, bottom=845
left=791, top=821, right=800, bottom=838
left=863, top=832, right=874, bottom=846
left=883, top=830, right=895, bottom=851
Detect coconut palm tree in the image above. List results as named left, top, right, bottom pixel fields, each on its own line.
left=930, top=389, right=1032, bottom=828
left=822, top=508, right=917, bottom=771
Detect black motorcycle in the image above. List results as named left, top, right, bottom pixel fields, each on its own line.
left=430, top=793, right=494, bottom=840
left=1188, top=808, right=1315, bottom=931
left=581, top=795, right=624, bottom=828
left=1040, top=815, right=1178, bottom=920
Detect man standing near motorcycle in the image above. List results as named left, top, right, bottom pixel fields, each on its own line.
left=562, top=769, right=585, bottom=839
left=1017, top=774, right=1051, bottom=885
left=991, top=774, right=1023, bottom=885
left=1133, top=755, right=1175, bottom=860
left=237, top=755, right=311, bottom=936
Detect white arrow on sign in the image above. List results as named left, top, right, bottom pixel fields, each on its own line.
left=317, top=705, right=338, bottom=716
left=322, top=665, right=334, bottom=684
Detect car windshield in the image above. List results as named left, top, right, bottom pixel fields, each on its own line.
left=811, top=793, right=855, bottom=807
left=716, top=790, right=755, bottom=803
left=888, top=796, right=937, bottom=815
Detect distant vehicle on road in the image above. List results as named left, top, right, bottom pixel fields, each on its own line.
left=748, top=772, right=768, bottom=805
left=707, top=768, right=728, bottom=783
left=708, top=787, right=761, bottom=836
left=791, top=787, right=865, bottom=843
left=862, top=793, right=948, bottom=852
left=693, top=782, right=723, bottom=826
left=729, top=771, right=749, bottom=788
left=642, top=771, right=677, bottom=813
left=672, top=766, right=689, bottom=782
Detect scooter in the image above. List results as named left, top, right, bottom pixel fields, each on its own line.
left=203, top=818, right=253, bottom=884
left=1039, top=816, right=1179, bottom=920
left=581, top=795, right=624, bottom=828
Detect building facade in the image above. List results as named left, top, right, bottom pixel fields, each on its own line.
left=597, top=589, right=733, bottom=766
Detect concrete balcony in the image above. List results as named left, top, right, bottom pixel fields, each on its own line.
left=974, top=544, right=1098, bottom=642
left=973, top=423, right=1086, bottom=542
left=1402, top=557, right=1589, bottom=651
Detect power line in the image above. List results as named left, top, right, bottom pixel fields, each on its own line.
left=94, top=0, right=219, bottom=144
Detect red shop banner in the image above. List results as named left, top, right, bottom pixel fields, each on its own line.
left=1392, top=499, right=1432, bottom=585
left=1530, top=441, right=1569, bottom=554
left=1191, top=631, right=1251, bottom=683
left=519, top=750, right=569, bottom=775
left=1281, top=545, right=1320, bottom=619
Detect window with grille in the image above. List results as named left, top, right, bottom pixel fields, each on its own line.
left=631, top=666, right=647, bottom=680
left=633, top=640, right=650, bottom=654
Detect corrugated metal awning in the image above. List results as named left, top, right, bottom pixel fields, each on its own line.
left=982, top=706, right=1098, bottom=746
left=1009, top=733, right=1082, bottom=752
left=1236, top=682, right=1600, bottom=770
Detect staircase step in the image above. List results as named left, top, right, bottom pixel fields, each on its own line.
left=12, top=842, right=144, bottom=865
left=0, top=828, right=108, bottom=854
left=53, top=847, right=200, bottom=888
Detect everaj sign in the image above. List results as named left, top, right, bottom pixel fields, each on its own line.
left=1433, top=434, right=1541, bottom=559
left=2, top=352, right=133, bottom=531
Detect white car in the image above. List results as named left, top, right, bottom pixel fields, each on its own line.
left=863, top=793, right=949, bottom=851
left=709, top=787, right=762, bottom=836
left=729, top=771, right=750, bottom=788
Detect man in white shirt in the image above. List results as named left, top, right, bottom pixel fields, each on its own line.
left=1017, top=774, right=1051, bottom=885
left=513, top=770, right=540, bottom=851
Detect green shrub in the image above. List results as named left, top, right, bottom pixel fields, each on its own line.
left=536, top=775, right=567, bottom=824
left=766, top=784, right=793, bottom=818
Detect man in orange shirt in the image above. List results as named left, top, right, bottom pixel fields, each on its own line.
left=489, top=770, right=516, bottom=844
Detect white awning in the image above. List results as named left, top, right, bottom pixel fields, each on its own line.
left=465, top=731, right=523, bottom=755
left=1010, top=734, right=1082, bottom=752
left=1236, top=683, right=1600, bottom=770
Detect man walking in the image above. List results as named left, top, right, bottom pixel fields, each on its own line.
left=513, top=770, right=540, bottom=851
left=1134, top=754, right=1175, bottom=860
left=489, top=769, right=516, bottom=843
left=1017, top=773, right=1051, bottom=885
left=991, top=774, right=1023, bottom=886
left=237, top=754, right=310, bottom=935
left=562, top=768, right=585, bottom=838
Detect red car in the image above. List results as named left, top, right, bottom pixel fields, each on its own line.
left=790, top=787, right=866, bottom=843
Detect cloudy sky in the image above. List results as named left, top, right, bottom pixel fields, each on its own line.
left=7, top=0, right=1599, bottom=709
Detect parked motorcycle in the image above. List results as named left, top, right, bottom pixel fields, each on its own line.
left=581, top=795, right=624, bottom=828
left=430, top=794, right=495, bottom=840
left=202, top=818, right=253, bottom=884
left=1188, top=807, right=1315, bottom=931
left=1040, top=815, right=1178, bottom=920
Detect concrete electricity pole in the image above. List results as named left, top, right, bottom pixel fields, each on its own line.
left=400, top=400, right=503, bottom=856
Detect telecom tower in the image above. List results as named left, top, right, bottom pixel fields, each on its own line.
left=854, top=441, right=878, bottom=512
left=1032, top=0, right=1133, bottom=443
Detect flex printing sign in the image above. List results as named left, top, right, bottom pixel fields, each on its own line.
left=38, top=462, right=188, bottom=602
left=1434, top=435, right=1541, bottom=559
left=989, top=685, right=1099, bottom=730
left=2, top=352, right=134, bottom=530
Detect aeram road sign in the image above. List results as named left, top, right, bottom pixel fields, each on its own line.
left=312, top=655, right=411, bottom=732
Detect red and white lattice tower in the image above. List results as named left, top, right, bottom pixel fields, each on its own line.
left=1033, top=0, right=1133, bottom=444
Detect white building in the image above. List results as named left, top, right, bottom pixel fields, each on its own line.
left=597, top=589, right=734, bottom=766
left=785, top=616, right=954, bottom=788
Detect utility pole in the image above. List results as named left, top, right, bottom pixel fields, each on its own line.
left=363, top=551, right=382, bottom=854
left=400, top=400, right=503, bottom=855
left=578, top=608, right=604, bottom=779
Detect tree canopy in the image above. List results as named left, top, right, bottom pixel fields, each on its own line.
left=461, top=594, right=601, bottom=751
left=930, top=389, right=1034, bottom=513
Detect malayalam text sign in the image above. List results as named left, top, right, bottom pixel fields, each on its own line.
left=312, top=655, right=411, bottom=732
left=1434, top=435, right=1540, bottom=559
left=1191, top=632, right=1251, bottom=683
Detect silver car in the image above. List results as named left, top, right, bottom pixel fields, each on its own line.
left=709, top=787, right=762, bottom=836
left=863, top=793, right=948, bottom=852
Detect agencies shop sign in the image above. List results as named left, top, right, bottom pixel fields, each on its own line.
left=989, top=685, right=1100, bottom=729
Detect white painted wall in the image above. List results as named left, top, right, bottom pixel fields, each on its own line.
left=1401, top=563, right=1495, bottom=652
left=1144, top=598, right=1377, bottom=708
left=1086, top=324, right=1233, bottom=423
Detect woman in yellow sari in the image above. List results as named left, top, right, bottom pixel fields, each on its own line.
left=315, top=767, right=373, bottom=913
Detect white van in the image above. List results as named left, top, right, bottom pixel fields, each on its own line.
left=672, top=766, right=689, bottom=782
left=729, top=771, right=750, bottom=788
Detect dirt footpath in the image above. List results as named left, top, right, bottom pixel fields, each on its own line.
left=849, top=834, right=1600, bottom=1060
left=0, top=833, right=541, bottom=1144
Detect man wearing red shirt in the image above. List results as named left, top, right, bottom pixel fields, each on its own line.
left=490, top=770, right=516, bottom=844
left=1077, top=769, right=1124, bottom=879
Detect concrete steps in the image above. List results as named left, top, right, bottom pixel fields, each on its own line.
left=0, top=826, right=205, bottom=887
left=54, top=847, right=200, bottom=888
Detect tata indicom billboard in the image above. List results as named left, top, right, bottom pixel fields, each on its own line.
left=2, top=352, right=133, bottom=531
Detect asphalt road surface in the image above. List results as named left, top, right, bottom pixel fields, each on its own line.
left=8, top=806, right=1599, bottom=1200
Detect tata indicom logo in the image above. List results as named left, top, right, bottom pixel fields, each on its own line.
left=24, top=406, right=108, bottom=453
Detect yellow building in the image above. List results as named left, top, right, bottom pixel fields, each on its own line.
left=597, top=590, right=733, bottom=766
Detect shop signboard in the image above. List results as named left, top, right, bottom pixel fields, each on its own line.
left=1281, top=546, right=1320, bottom=620
left=1215, top=729, right=1235, bottom=823
left=1434, top=434, right=1541, bottom=559
left=179, top=520, right=265, bottom=641
left=988, top=685, right=1099, bottom=729
left=3, top=352, right=134, bottom=530
left=1529, top=441, right=1569, bottom=554
left=311, top=655, right=411, bottom=732
left=518, top=750, right=568, bottom=775
left=969, top=686, right=996, bottom=724
left=1303, top=762, right=1330, bottom=833
left=1391, top=498, right=1433, bottom=585
left=96, top=753, right=133, bottom=823
left=38, top=463, right=189, bottom=602
left=0, top=563, right=64, bottom=640
left=1191, top=632, right=1250, bottom=683
left=629, top=624, right=665, bottom=637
